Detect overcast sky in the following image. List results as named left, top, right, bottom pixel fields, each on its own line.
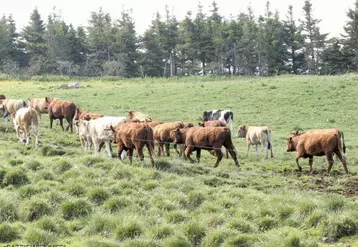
left=1, top=0, right=355, bottom=37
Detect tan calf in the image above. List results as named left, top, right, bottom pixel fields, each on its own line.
left=13, top=107, right=39, bottom=145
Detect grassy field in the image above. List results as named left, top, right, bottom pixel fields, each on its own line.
left=0, top=75, right=358, bottom=246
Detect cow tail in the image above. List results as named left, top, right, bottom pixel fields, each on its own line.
left=23, top=100, right=27, bottom=107
left=263, top=129, right=271, bottom=150
left=341, top=131, right=346, bottom=153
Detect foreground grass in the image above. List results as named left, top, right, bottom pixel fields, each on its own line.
left=0, top=75, right=358, bottom=246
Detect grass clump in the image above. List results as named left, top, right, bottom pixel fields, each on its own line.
left=223, top=234, right=256, bottom=247
left=141, top=180, right=159, bottom=191
left=163, top=235, right=191, bottom=247
left=115, top=220, right=143, bottom=240
left=61, top=199, right=92, bottom=220
left=2, top=168, right=29, bottom=187
left=0, top=197, right=18, bottom=222
left=0, top=223, right=19, bottom=242
left=22, top=227, right=56, bottom=245
left=21, top=199, right=51, bottom=221
left=87, top=187, right=110, bottom=205
left=85, top=214, right=116, bottom=236
left=323, top=216, right=357, bottom=241
left=8, top=158, right=24, bottom=166
left=227, top=218, right=254, bottom=233
left=258, top=216, right=277, bottom=232
left=26, top=160, right=43, bottom=171
left=103, top=196, right=130, bottom=213
left=67, top=183, right=86, bottom=197
left=54, top=160, right=72, bottom=174
left=182, top=221, right=206, bottom=246
left=148, top=224, right=174, bottom=239
left=201, top=229, right=228, bottom=247
left=35, top=217, right=63, bottom=235
left=39, top=146, right=66, bottom=156
left=165, top=211, right=188, bottom=224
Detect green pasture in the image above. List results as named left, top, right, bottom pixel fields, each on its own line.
left=0, top=75, right=358, bottom=246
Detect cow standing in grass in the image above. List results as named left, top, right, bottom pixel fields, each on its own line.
left=46, top=97, right=76, bottom=133
left=286, top=130, right=348, bottom=174
left=202, top=110, right=234, bottom=134
left=13, top=107, right=39, bottom=145
left=173, top=127, right=239, bottom=168
left=237, top=125, right=273, bottom=159
left=2, top=99, right=27, bottom=131
left=153, top=121, right=185, bottom=156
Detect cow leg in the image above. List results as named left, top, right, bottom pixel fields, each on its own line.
left=308, top=157, right=313, bottom=173
left=246, top=145, right=250, bottom=157
left=137, top=147, right=145, bottom=164
left=117, top=144, right=125, bottom=160
left=213, top=148, right=224, bottom=168
left=5, top=116, right=9, bottom=132
left=49, top=117, right=53, bottom=129
left=255, top=144, right=259, bottom=157
left=80, top=137, right=86, bottom=150
left=157, top=142, right=163, bottom=156
left=105, top=141, right=112, bottom=157
left=270, top=145, right=274, bottom=158
left=165, top=143, right=170, bottom=157
left=295, top=156, right=302, bottom=172
left=98, top=142, right=104, bottom=152
left=59, top=118, right=64, bottom=131
left=128, top=149, right=134, bottom=165
left=173, top=143, right=180, bottom=154
left=92, top=137, right=99, bottom=155
left=334, top=151, right=348, bottom=174
left=184, top=146, right=195, bottom=163
left=326, top=152, right=334, bottom=174
left=32, top=122, right=39, bottom=145
left=196, top=149, right=201, bottom=163
left=25, top=127, right=30, bottom=145
left=146, top=143, right=155, bottom=168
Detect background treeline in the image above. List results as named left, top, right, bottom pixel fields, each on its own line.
left=1, top=0, right=358, bottom=78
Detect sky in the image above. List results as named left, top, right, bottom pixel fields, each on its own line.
left=0, top=0, right=355, bottom=38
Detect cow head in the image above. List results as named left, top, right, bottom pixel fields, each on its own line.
left=237, top=126, right=247, bottom=138
left=172, top=128, right=184, bottom=144
left=202, top=111, right=210, bottom=121
left=286, top=136, right=297, bottom=152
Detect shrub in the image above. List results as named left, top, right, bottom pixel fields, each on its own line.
left=115, top=220, right=143, bottom=240
left=8, top=159, right=24, bottom=166
left=26, top=160, right=43, bottom=171
left=163, top=236, right=191, bottom=247
left=0, top=223, right=19, bottom=242
left=87, top=187, right=110, bottom=205
left=54, top=160, right=72, bottom=174
left=22, top=227, right=56, bottom=245
left=2, top=168, right=30, bottom=187
left=182, top=221, right=206, bottom=246
left=61, top=199, right=92, bottom=220
left=103, top=196, right=130, bottom=213
left=21, top=199, right=51, bottom=221
left=0, top=197, right=18, bottom=221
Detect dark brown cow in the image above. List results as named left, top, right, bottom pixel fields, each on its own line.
left=286, top=130, right=348, bottom=174
left=152, top=121, right=184, bottom=156
left=173, top=127, right=239, bottom=168
left=110, top=123, right=155, bottom=167
left=198, top=120, right=226, bottom=127
left=45, top=97, right=76, bottom=133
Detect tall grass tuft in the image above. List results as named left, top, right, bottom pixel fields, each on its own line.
left=20, top=199, right=51, bottom=221
left=323, top=215, right=357, bottom=240
left=54, top=160, right=72, bottom=174
left=2, top=168, right=30, bottom=187
left=103, top=196, right=130, bottom=213
left=0, top=196, right=18, bottom=222
left=182, top=221, right=206, bottom=246
left=26, top=160, right=44, bottom=171
left=147, top=224, right=174, bottom=239
left=85, top=214, right=116, bottom=236
left=163, top=235, right=191, bottom=247
left=115, top=220, right=143, bottom=240
left=61, top=199, right=92, bottom=220
left=22, top=227, right=56, bottom=245
left=0, top=223, right=19, bottom=243
left=87, top=187, right=110, bottom=205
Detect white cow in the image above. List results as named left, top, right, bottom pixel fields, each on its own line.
left=237, top=125, right=273, bottom=159
left=13, top=107, right=39, bottom=145
left=85, top=117, right=127, bottom=157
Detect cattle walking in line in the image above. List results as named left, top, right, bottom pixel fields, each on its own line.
left=110, top=123, right=156, bottom=167
left=2, top=99, right=27, bottom=131
left=286, top=130, right=348, bottom=174
left=152, top=121, right=185, bottom=156
left=12, top=107, right=39, bottom=145
left=237, top=125, right=273, bottom=159
left=46, top=97, right=77, bottom=133
left=173, top=127, right=239, bottom=168
left=202, top=110, right=234, bottom=134
left=128, top=110, right=152, bottom=122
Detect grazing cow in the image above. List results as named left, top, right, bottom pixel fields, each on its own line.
left=2, top=99, right=27, bottom=131
left=12, top=107, right=39, bottom=145
left=110, top=123, right=155, bottom=167
left=198, top=120, right=226, bottom=128
left=237, top=125, right=273, bottom=159
left=46, top=97, right=76, bottom=133
left=152, top=121, right=184, bottom=156
left=286, top=130, right=348, bottom=174
left=127, top=110, right=152, bottom=122
left=202, top=110, right=234, bottom=133
left=173, top=127, right=239, bottom=168
left=85, top=116, right=127, bottom=157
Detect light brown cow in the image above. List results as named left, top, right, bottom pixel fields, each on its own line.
left=2, top=99, right=27, bottom=131
left=198, top=120, right=226, bottom=127
left=152, top=121, right=184, bottom=156
left=127, top=110, right=152, bottom=122
left=12, top=107, right=39, bottom=145
left=46, top=97, right=76, bottom=133
left=300, top=128, right=346, bottom=153
left=286, top=130, right=348, bottom=174
left=173, top=127, right=239, bottom=168
left=237, top=125, right=273, bottom=159
left=110, top=123, right=155, bottom=167
left=28, top=98, right=54, bottom=119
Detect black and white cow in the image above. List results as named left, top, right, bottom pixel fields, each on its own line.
left=202, top=109, right=234, bottom=134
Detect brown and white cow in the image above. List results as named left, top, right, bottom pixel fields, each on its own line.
left=46, top=97, right=77, bottom=133
left=173, top=127, right=239, bottom=168
left=286, top=130, right=348, bottom=174
left=127, top=110, right=152, bottom=122
left=237, top=125, right=273, bottom=159
left=2, top=99, right=27, bottom=131
left=12, top=107, right=39, bottom=145
left=152, top=121, right=184, bottom=156
left=110, top=123, right=155, bottom=167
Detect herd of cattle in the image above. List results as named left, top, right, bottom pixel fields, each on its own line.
left=0, top=95, right=349, bottom=174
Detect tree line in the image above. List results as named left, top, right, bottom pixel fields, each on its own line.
left=1, top=0, right=358, bottom=78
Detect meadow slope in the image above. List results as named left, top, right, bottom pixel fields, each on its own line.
left=0, top=75, right=358, bottom=246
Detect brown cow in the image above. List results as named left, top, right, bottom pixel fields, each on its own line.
left=128, top=110, right=152, bottom=122
left=13, top=107, right=39, bottom=145
left=286, top=130, right=348, bottom=174
left=198, top=120, right=226, bottom=127
left=300, top=128, right=346, bottom=153
left=110, top=123, right=155, bottom=167
left=45, top=97, right=76, bottom=133
left=152, top=121, right=184, bottom=156
left=173, top=127, right=239, bottom=168
left=75, top=108, right=104, bottom=121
